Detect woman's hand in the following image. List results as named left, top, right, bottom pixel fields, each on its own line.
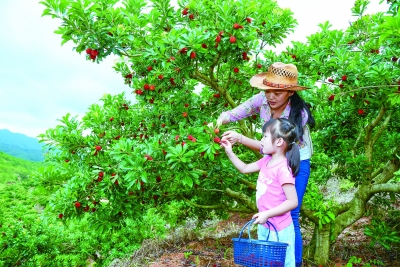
left=252, top=211, right=270, bottom=225
left=221, top=130, right=241, bottom=145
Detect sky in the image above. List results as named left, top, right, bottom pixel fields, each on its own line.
left=0, top=0, right=389, bottom=138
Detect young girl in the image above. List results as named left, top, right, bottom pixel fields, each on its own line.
left=221, top=118, right=300, bottom=267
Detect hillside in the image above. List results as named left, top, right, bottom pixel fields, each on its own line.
left=0, top=151, right=44, bottom=183
left=0, top=129, right=44, bottom=162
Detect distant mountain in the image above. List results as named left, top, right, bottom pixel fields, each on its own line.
left=0, top=129, right=44, bottom=162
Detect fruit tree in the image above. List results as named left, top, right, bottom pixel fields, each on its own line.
left=39, top=0, right=400, bottom=264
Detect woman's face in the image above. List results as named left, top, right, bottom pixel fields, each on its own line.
left=265, top=90, right=294, bottom=110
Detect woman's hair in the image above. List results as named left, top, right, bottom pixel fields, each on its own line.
left=289, top=92, right=315, bottom=138
left=262, top=118, right=300, bottom=176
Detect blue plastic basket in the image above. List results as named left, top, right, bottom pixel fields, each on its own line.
left=232, top=219, right=288, bottom=267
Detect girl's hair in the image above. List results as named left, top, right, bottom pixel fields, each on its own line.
left=262, top=118, right=300, bottom=176
left=289, top=92, right=315, bottom=139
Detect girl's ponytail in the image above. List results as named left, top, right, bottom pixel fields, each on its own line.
left=286, top=142, right=300, bottom=176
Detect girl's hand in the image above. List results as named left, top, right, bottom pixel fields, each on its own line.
left=220, top=137, right=233, bottom=153
left=221, top=130, right=241, bottom=145
left=252, top=211, right=270, bottom=225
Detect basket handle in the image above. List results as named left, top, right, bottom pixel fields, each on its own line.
left=238, top=219, right=280, bottom=242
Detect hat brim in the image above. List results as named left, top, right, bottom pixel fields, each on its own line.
left=249, top=73, right=308, bottom=91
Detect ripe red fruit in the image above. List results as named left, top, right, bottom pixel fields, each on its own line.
left=162, top=149, right=167, bottom=155
left=364, top=100, right=370, bottom=105
left=358, top=109, right=365, bottom=115
left=257, top=63, right=262, bottom=69
left=201, top=44, right=207, bottom=49
left=135, top=89, right=143, bottom=95
left=86, top=48, right=92, bottom=54
left=114, top=180, right=119, bottom=185
left=158, top=74, right=164, bottom=80
left=233, top=23, right=242, bottom=29
left=91, top=50, right=98, bottom=56
left=175, top=135, right=179, bottom=140
left=97, top=177, right=103, bottom=182
left=181, top=141, right=186, bottom=146
left=125, top=73, right=132, bottom=78
left=291, top=55, right=297, bottom=59
left=213, top=93, right=221, bottom=98
left=246, top=17, right=252, bottom=23
left=179, top=47, right=188, bottom=54
left=242, top=52, right=247, bottom=60
left=215, top=35, right=221, bottom=43
left=156, top=176, right=162, bottom=182
left=149, top=99, right=154, bottom=104
left=328, top=78, right=334, bottom=83
left=144, top=84, right=150, bottom=90
left=224, top=103, right=228, bottom=107
left=233, top=67, right=239, bottom=73
left=230, top=36, right=237, bottom=43
left=58, top=214, right=63, bottom=219
left=329, top=95, right=335, bottom=101
left=251, top=114, right=257, bottom=119
left=89, top=54, right=96, bottom=60
left=161, top=123, right=166, bottom=128
left=184, top=103, right=189, bottom=107
left=149, top=85, right=155, bottom=91
left=214, top=128, right=220, bottom=134
left=182, top=8, right=188, bottom=15
left=189, top=14, right=194, bottom=20
left=339, top=84, right=344, bottom=88
left=95, top=145, right=102, bottom=151
left=188, top=135, right=194, bottom=140
left=190, top=51, right=196, bottom=58
left=191, top=138, right=196, bottom=142
left=109, top=117, right=114, bottom=122
left=183, top=112, right=188, bottom=117
left=341, top=75, right=347, bottom=81
left=392, top=56, right=398, bottom=62
left=75, top=201, right=81, bottom=208
left=99, top=172, right=104, bottom=177
left=65, top=159, right=69, bottom=163
left=214, top=137, right=221, bottom=143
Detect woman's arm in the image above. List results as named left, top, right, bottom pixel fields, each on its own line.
left=222, top=131, right=261, bottom=150
left=252, top=184, right=298, bottom=225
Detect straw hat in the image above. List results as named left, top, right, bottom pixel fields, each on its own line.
left=249, top=62, right=307, bottom=91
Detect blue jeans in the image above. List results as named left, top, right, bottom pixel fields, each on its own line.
left=258, top=223, right=295, bottom=267
left=291, top=159, right=311, bottom=264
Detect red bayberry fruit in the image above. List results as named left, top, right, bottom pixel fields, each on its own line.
left=109, top=117, right=114, bottom=121
left=251, top=114, right=257, bottom=119
left=328, top=78, right=334, bottom=83
left=246, top=17, right=252, bottom=23
left=201, top=44, right=207, bottom=48
left=364, top=100, right=370, bottom=105
left=242, top=52, right=247, bottom=60
left=158, top=74, right=164, bottom=80
left=161, top=123, right=166, bottom=128
left=147, top=66, right=153, bottom=71
left=233, top=23, right=241, bottom=29
left=329, top=95, right=335, bottom=101
left=181, top=141, right=186, bottom=146
left=149, top=85, right=155, bottom=91
left=183, top=112, right=188, bottom=117
left=182, top=8, right=188, bottom=15
left=86, top=48, right=92, bottom=54
left=230, top=36, right=237, bottom=43
left=339, top=84, right=344, bottom=88
left=189, top=14, right=194, bottom=20
left=190, top=51, right=196, bottom=58
left=257, top=63, right=262, bottom=69
left=91, top=49, right=98, bottom=56
left=392, top=56, right=398, bottom=62
left=188, top=135, right=194, bottom=140
left=179, top=47, right=188, bottom=54
left=214, top=137, right=221, bottom=143
left=136, top=89, right=143, bottom=95
left=65, top=159, right=69, bottom=163
left=214, top=128, right=220, bottom=134
left=156, top=176, right=162, bottom=182
left=291, top=55, right=297, bottom=59
left=175, top=135, right=179, bottom=140
left=184, top=103, right=189, bottom=107
left=213, top=93, right=220, bottom=98
left=144, top=84, right=150, bottom=90
left=95, top=145, right=102, bottom=151
left=341, top=75, right=347, bottom=81
left=75, top=201, right=81, bottom=208
left=99, top=172, right=104, bottom=177
left=358, top=109, right=365, bottom=115
left=89, top=54, right=96, bottom=60
left=215, top=35, right=221, bottom=43
left=58, top=214, right=63, bottom=219
left=233, top=67, right=239, bottom=73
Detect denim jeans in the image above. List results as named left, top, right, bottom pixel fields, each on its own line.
left=258, top=223, right=295, bottom=267
left=291, top=159, right=311, bottom=264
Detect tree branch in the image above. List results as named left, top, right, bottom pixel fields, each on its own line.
left=372, top=109, right=393, bottom=147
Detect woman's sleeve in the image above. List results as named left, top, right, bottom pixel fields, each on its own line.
left=301, top=108, right=309, bottom=127
left=220, top=92, right=264, bottom=123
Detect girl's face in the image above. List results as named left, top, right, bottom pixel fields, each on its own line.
left=265, top=90, right=294, bottom=111
left=260, top=130, right=277, bottom=155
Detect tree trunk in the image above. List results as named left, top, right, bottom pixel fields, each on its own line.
left=313, top=223, right=331, bottom=265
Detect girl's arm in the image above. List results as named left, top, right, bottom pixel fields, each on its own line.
left=252, top=184, right=298, bottom=225
left=220, top=139, right=260, bottom=174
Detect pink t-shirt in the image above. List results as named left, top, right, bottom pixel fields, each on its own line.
left=256, top=155, right=295, bottom=231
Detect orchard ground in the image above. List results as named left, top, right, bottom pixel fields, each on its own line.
left=112, top=213, right=400, bottom=267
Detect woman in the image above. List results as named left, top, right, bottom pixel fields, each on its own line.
left=217, top=62, right=314, bottom=267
